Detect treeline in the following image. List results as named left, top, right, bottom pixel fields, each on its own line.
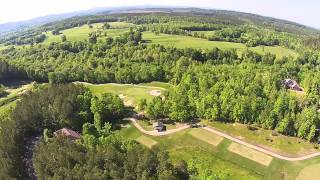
left=0, top=83, right=223, bottom=179
left=0, top=61, right=25, bottom=81
left=143, top=58, right=320, bottom=142
left=147, top=22, right=283, bottom=47
left=41, top=16, right=119, bottom=33
left=0, top=29, right=46, bottom=46
left=1, top=30, right=282, bottom=85
left=33, top=135, right=193, bottom=179
left=0, top=84, right=89, bottom=178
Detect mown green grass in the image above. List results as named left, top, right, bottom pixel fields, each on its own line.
left=138, top=81, right=174, bottom=90
left=119, top=126, right=261, bottom=179
left=0, top=83, right=32, bottom=106
left=135, top=135, right=158, bottom=148
left=228, top=142, right=273, bottom=166
left=142, top=31, right=298, bottom=59
left=83, top=82, right=168, bottom=106
left=203, top=120, right=319, bottom=157
left=118, top=123, right=320, bottom=180
left=43, top=22, right=132, bottom=44
left=296, top=164, right=320, bottom=180
left=188, top=128, right=224, bottom=146
left=0, top=100, right=16, bottom=121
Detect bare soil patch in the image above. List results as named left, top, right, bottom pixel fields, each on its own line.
left=149, top=90, right=162, bottom=96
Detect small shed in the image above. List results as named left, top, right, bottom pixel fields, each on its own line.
left=153, top=122, right=166, bottom=132
left=283, top=79, right=303, bottom=91
left=54, top=128, right=81, bottom=140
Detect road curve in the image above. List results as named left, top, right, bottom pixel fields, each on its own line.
left=126, top=118, right=190, bottom=136
left=128, top=117, right=320, bottom=161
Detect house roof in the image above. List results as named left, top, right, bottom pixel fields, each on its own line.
left=54, top=128, right=81, bottom=139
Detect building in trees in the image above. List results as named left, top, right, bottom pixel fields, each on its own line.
left=54, top=128, right=81, bottom=140
left=153, top=122, right=166, bottom=132
left=283, top=79, right=303, bottom=91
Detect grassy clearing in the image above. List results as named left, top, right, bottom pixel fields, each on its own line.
left=108, top=22, right=134, bottom=29
left=138, top=81, right=173, bottom=90
left=204, top=120, right=319, bottom=157
left=43, top=22, right=131, bottom=44
left=135, top=135, right=158, bottom=148
left=142, top=31, right=298, bottom=59
left=228, top=143, right=273, bottom=166
left=119, top=122, right=320, bottom=180
left=119, top=126, right=261, bottom=179
left=0, top=82, right=33, bottom=106
left=188, top=128, right=224, bottom=146
left=83, top=82, right=168, bottom=106
left=143, top=31, right=244, bottom=50
left=0, top=100, right=16, bottom=121
left=297, top=164, right=320, bottom=180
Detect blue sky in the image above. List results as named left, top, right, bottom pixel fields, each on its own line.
left=0, top=0, right=319, bottom=29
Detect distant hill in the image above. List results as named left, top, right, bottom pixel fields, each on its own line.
left=100, top=7, right=320, bottom=36
left=0, top=7, right=126, bottom=36
left=1, top=6, right=319, bottom=37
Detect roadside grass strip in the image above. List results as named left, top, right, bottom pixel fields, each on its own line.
left=135, top=136, right=158, bottom=148
left=228, top=143, right=273, bottom=166
left=297, top=164, right=320, bottom=180
left=188, top=128, right=224, bottom=146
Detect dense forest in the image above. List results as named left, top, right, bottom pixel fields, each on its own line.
left=1, top=9, right=320, bottom=179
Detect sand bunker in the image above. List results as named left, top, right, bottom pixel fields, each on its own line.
left=149, top=90, right=162, bottom=96
left=118, top=94, right=126, bottom=99
left=124, top=100, right=133, bottom=107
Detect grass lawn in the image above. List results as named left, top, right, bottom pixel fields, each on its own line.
left=0, top=44, right=7, bottom=51
left=188, top=128, right=224, bottom=146
left=43, top=22, right=131, bottom=44
left=203, top=120, right=319, bottom=157
left=138, top=81, right=174, bottom=90
left=228, top=142, right=273, bottom=166
left=142, top=31, right=298, bottom=59
left=83, top=82, right=169, bottom=106
left=135, top=135, right=158, bottom=148
left=119, top=125, right=262, bottom=179
left=297, top=164, right=320, bottom=180
left=119, top=123, right=320, bottom=180
left=0, top=100, right=16, bottom=122
left=0, top=82, right=33, bottom=106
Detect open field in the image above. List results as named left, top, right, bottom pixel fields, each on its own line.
left=0, top=100, right=16, bottom=122
left=142, top=31, right=298, bottom=59
left=135, top=135, right=158, bottom=148
left=43, top=22, right=132, bottom=44
left=119, top=122, right=320, bottom=180
left=297, top=164, right=320, bottom=180
left=82, top=82, right=169, bottom=106
left=203, top=120, right=319, bottom=157
left=228, top=143, right=273, bottom=166
left=119, top=125, right=262, bottom=179
left=0, top=82, right=33, bottom=106
left=188, top=128, right=224, bottom=146
left=138, top=81, right=174, bottom=90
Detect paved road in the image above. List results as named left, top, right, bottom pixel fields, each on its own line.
left=128, top=117, right=320, bottom=161
left=202, top=126, right=320, bottom=161
left=127, top=118, right=190, bottom=136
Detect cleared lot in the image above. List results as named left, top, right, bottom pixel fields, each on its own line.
left=188, top=128, right=224, bottom=146
left=228, top=143, right=273, bottom=166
